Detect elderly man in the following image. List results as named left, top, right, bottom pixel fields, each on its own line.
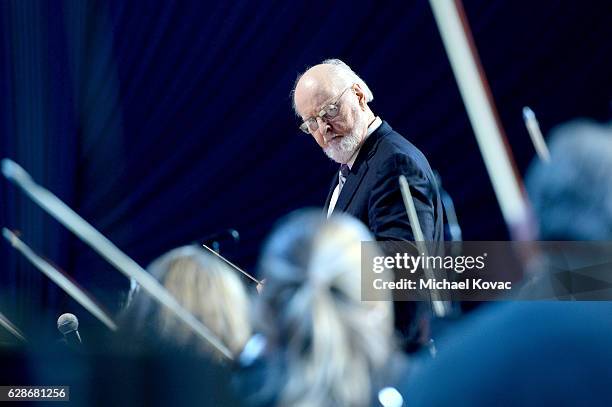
left=293, top=59, right=445, bottom=352
left=293, top=59, right=444, bottom=244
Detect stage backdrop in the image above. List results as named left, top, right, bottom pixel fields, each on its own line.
left=1, top=0, right=610, bottom=340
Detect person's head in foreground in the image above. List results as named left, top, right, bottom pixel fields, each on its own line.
left=522, top=119, right=612, bottom=298
left=124, top=245, right=251, bottom=361
left=526, top=119, right=612, bottom=240
left=402, top=120, right=612, bottom=406
left=254, top=209, right=397, bottom=407
left=293, top=59, right=376, bottom=164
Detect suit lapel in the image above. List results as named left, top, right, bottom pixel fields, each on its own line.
left=327, top=120, right=393, bottom=214
left=333, top=159, right=368, bottom=213
left=334, top=121, right=390, bottom=213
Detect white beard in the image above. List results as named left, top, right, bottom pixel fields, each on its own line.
left=323, top=113, right=367, bottom=164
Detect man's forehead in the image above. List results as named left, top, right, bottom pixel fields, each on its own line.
left=295, top=75, right=339, bottom=117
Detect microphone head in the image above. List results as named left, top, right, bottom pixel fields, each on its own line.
left=57, top=313, right=79, bottom=335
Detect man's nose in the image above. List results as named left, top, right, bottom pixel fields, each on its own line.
left=316, top=117, right=331, bottom=137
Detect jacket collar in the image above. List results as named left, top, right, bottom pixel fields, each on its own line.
left=330, top=120, right=393, bottom=213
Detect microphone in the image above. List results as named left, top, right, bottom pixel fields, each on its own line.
left=57, top=313, right=82, bottom=345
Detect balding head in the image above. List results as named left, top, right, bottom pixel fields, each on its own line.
left=292, top=59, right=376, bottom=164
left=293, top=59, right=373, bottom=115
left=294, top=64, right=339, bottom=115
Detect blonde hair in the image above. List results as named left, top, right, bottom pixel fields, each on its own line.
left=257, top=210, right=394, bottom=407
left=129, top=246, right=251, bottom=360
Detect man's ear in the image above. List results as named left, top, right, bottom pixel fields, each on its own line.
left=353, top=84, right=367, bottom=111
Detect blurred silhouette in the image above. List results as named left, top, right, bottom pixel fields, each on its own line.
left=403, top=119, right=612, bottom=406
left=238, top=210, right=408, bottom=407
left=0, top=345, right=243, bottom=406
left=0, top=245, right=251, bottom=406
left=121, top=245, right=252, bottom=361
left=526, top=119, right=612, bottom=241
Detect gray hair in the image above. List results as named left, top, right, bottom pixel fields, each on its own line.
left=292, top=58, right=374, bottom=114
left=255, top=209, right=394, bottom=407
left=526, top=119, right=612, bottom=240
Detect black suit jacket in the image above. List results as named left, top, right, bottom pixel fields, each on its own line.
left=324, top=120, right=444, bottom=245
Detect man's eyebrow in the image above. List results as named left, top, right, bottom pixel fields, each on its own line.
left=309, top=94, right=334, bottom=116
left=301, top=89, right=338, bottom=121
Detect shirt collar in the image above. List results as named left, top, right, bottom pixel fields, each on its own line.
left=345, top=116, right=382, bottom=169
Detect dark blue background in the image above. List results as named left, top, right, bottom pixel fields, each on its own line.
left=1, top=0, right=610, bottom=339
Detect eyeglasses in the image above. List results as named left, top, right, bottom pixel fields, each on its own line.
left=299, top=87, right=352, bottom=134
